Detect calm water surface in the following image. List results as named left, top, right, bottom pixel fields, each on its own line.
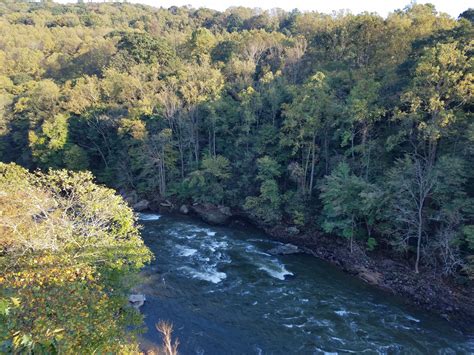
left=137, top=213, right=473, bottom=354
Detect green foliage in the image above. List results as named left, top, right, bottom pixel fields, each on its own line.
left=0, top=163, right=152, bottom=352
left=0, top=2, right=472, bottom=278
left=320, top=162, right=381, bottom=251
left=29, top=113, right=69, bottom=168
left=183, top=155, right=231, bottom=204
left=64, top=144, right=89, bottom=170
left=116, top=31, right=175, bottom=66
left=244, top=156, right=282, bottom=224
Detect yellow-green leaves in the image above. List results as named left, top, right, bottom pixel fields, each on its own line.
left=0, top=163, right=151, bottom=352
left=400, top=41, right=473, bottom=142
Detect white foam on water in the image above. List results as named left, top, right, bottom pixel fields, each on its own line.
left=404, top=315, right=420, bottom=322
left=335, top=309, right=358, bottom=317
left=330, top=336, right=345, bottom=344
left=208, top=240, right=228, bottom=252
left=314, top=348, right=338, bottom=355
left=258, top=261, right=293, bottom=280
left=189, top=226, right=216, bottom=235
left=283, top=323, right=306, bottom=329
left=137, top=213, right=161, bottom=221
left=246, top=238, right=270, bottom=243
left=334, top=310, right=360, bottom=318
left=215, top=251, right=232, bottom=264
left=175, top=244, right=198, bottom=257
left=245, top=245, right=271, bottom=256
left=178, top=266, right=227, bottom=284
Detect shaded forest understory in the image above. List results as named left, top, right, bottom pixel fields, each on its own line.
left=0, top=0, right=473, bottom=343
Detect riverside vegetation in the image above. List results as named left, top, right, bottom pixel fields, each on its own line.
left=0, top=0, right=473, bottom=351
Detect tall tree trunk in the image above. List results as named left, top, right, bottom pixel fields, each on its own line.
left=160, top=145, right=166, bottom=196
left=309, top=133, right=317, bottom=195
left=415, top=204, right=422, bottom=274
left=350, top=215, right=355, bottom=253
left=208, top=129, right=212, bottom=157
left=213, top=124, right=216, bottom=157
left=351, top=123, right=355, bottom=162
left=324, top=128, right=329, bottom=175
left=179, top=144, right=184, bottom=180
left=303, top=147, right=311, bottom=194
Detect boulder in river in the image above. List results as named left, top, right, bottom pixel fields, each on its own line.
left=179, top=204, right=189, bottom=214
left=267, top=243, right=301, bottom=255
left=129, top=294, right=146, bottom=309
left=192, top=203, right=232, bottom=225
left=133, top=199, right=150, bottom=212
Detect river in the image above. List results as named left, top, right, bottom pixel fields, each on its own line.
left=136, top=213, right=473, bottom=354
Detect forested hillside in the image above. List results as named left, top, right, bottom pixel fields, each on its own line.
left=0, top=1, right=473, bottom=286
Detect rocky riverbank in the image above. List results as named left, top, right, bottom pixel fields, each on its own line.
left=264, top=225, right=474, bottom=333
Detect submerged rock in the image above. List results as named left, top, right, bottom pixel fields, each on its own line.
left=267, top=243, right=301, bottom=255
left=192, top=203, right=232, bottom=225
left=133, top=199, right=150, bottom=212
left=129, top=294, right=146, bottom=309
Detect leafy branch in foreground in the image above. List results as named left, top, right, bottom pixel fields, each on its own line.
left=0, top=162, right=152, bottom=353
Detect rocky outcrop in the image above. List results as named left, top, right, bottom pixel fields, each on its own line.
left=268, top=243, right=301, bottom=255
left=129, top=294, right=146, bottom=309
left=286, top=226, right=300, bottom=236
left=191, top=203, right=232, bottom=225
left=357, top=268, right=383, bottom=285
left=120, top=190, right=138, bottom=206
left=133, top=199, right=150, bottom=212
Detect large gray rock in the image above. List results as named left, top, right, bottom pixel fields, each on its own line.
left=268, top=243, right=301, bottom=255
left=286, top=226, right=300, bottom=236
left=179, top=204, right=189, bottom=214
left=129, top=294, right=146, bottom=309
left=121, top=190, right=138, bottom=206
left=133, top=199, right=150, bottom=212
left=192, top=203, right=232, bottom=225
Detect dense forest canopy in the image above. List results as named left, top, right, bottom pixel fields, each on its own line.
left=0, top=1, right=473, bottom=283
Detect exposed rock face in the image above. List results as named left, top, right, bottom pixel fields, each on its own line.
left=192, top=203, right=232, bottom=225
left=121, top=190, right=138, bottom=206
left=179, top=204, right=189, bottom=214
left=268, top=243, right=301, bottom=255
left=160, top=200, right=173, bottom=208
left=129, top=294, right=146, bottom=309
left=133, top=199, right=150, bottom=212
left=357, top=268, right=383, bottom=285
left=286, top=226, right=300, bottom=236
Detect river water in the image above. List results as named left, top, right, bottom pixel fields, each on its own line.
left=137, top=213, right=472, bottom=354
